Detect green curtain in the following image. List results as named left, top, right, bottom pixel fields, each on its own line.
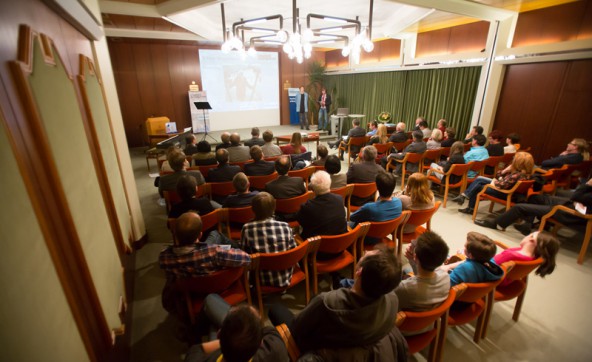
left=327, top=66, right=481, bottom=136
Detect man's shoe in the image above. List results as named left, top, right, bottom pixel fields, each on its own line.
left=451, top=194, right=466, bottom=205
left=475, top=219, right=497, bottom=230
left=458, top=207, right=474, bottom=215
left=513, top=223, right=532, bottom=236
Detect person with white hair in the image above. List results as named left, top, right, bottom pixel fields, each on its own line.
left=388, top=122, right=408, bottom=143
left=296, top=171, right=347, bottom=240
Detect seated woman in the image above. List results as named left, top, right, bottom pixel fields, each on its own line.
left=368, top=124, right=388, bottom=145
left=504, top=132, right=521, bottom=154
left=325, top=154, right=346, bottom=189
left=454, top=151, right=534, bottom=215
left=426, top=129, right=443, bottom=150
left=281, top=132, right=307, bottom=155
left=192, top=140, right=217, bottom=166
left=160, top=145, right=183, bottom=173
left=493, top=231, right=559, bottom=285
left=429, top=141, right=465, bottom=182
left=396, top=172, right=435, bottom=233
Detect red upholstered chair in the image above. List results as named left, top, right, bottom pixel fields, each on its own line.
left=209, top=181, right=236, bottom=203
left=532, top=166, right=570, bottom=196
left=288, top=167, right=316, bottom=190
left=540, top=205, right=592, bottom=264
left=275, top=191, right=314, bottom=228
left=172, top=265, right=252, bottom=325
left=471, top=180, right=535, bottom=222
left=373, top=142, right=394, bottom=164
left=359, top=211, right=411, bottom=255
left=247, top=171, right=278, bottom=191
left=386, top=152, right=425, bottom=190
left=349, top=182, right=378, bottom=213
left=445, top=264, right=511, bottom=347
left=311, top=222, right=370, bottom=295
left=421, top=148, right=442, bottom=174
left=197, top=164, right=218, bottom=179
left=399, top=201, right=441, bottom=256
left=427, top=163, right=471, bottom=208
left=229, top=159, right=253, bottom=171
left=330, top=184, right=354, bottom=220
left=398, top=284, right=466, bottom=362
left=224, top=206, right=255, bottom=240
left=392, top=139, right=412, bottom=153
left=251, top=237, right=321, bottom=316
left=338, top=136, right=370, bottom=166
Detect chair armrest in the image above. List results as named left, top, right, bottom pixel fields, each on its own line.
left=481, top=183, right=514, bottom=195
left=294, top=234, right=305, bottom=245
left=395, top=311, right=406, bottom=327
left=494, top=240, right=510, bottom=250
left=543, top=204, right=591, bottom=219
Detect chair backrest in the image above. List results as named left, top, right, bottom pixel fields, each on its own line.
left=398, top=284, right=464, bottom=332
left=366, top=211, right=411, bottom=239
left=331, top=184, right=354, bottom=201
left=575, top=159, right=592, bottom=180
left=373, top=142, right=394, bottom=156
left=468, top=159, right=487, bottom=175
left=514, top=179, right=535, bottom=194
left=404, top=201, right=441, bottom=233
left=463, top=143, right=471, bottom=152
left=288, top=167, right=316, bottom=188
left=256, top=239, right=312, bottom=271
left=318, top=222, right=370, bottom=254
left=423, top=148, right=441, bottom=165
left=201, top=208, right=227, bottom=235
left=210, top=181, right=236, bottom=198
left=404, top=152, right=424, bottom=164
left=351, top=182, right=378, bottom=199
left=347, top=136, right=370, bottom=149
left=163, top=190, right=181, bottom=212
left=229, top=160, right=253, bottom=171
left=449, top=162, right=471, bottom=177
left=248, top=172, right=278, bottom=191
left=226, top=206, right=255, bottom=225
left=198, top=164, right=219, bottom=179
left=440, top=147, right=451, bottom=158
left=501, top=152, right=515, bottom=165
left=456, top=263, right=511, bottom=303
left=483, top=155, right=504, bottom=177
left=173, top=266, right=245, bottom=295
left=275, top=191, right=314, bottom=214
left=393, top=139, right=411, bottom=152
left=500, top=258, right=543, bottom=283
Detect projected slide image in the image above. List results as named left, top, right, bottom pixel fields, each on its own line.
left=224, top=65, right=262, bottom=104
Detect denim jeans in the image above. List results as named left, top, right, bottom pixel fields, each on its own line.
left=318, top=108, right=328, bottom=130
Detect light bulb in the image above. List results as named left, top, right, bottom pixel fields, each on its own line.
left=303, top=43, right=312, bottom=53
left=277, top=30, right=288, bottom=43
left=304, top=49, right=311, bottom=59
left=302, top=28, right=314, bottom=42
left=297, top=56, right=303, bottom=64
left=363, top=39, right=374, bottom=52
left=221, top=42, right=231, bottom=54
left=283, top=43, right=292, bottom=53
left=247, top=46, right=257, bottom=57
left=341, top=46, right=350, bottom=57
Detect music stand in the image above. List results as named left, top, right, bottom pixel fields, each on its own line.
left=193, top=101, right=217, bottom=143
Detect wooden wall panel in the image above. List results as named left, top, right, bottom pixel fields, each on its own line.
left=416, top=21, right=488, bottom=58
left=493, top=59, right=592, bottom=164
left=326, top=49, right=348, bottom=68
left=416, top=27, right=451, bottom=58
left=513, top=0, right=592, bottom=47
left=361, top=38, right=401, bottom=64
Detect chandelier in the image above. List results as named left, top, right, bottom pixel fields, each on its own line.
left=220, top=0, right=375, bottom=64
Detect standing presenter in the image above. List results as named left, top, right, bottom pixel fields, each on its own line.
left=317, top=88, right=332, bottom=131
left=296, top=86, right=309, bottom=130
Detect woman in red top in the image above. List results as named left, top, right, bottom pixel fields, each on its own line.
left=281, top=132, right=307, bottom=154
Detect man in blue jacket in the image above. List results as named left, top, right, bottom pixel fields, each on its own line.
left=295, top=86, right=309, bottom=130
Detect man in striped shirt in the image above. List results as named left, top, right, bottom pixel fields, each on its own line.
left=241, top=192, right=297, bottom=288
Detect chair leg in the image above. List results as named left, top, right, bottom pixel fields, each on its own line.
left=513, top=290, right=527, bottom=322
left=435, top=312, right=449, bottom=362
left=577, top=221, right=592, bottom=265
left=443, top=186, right=449, bottom=208
left=472, top=197, right=480, bottom=221
left=474, top=312, right=485, bottom=343
left=427, top=319, right=440, bottom=362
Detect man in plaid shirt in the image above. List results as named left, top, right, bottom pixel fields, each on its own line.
left=159, top=212, right=251, bottom=279
left=241, top=192, right=297, bottom=288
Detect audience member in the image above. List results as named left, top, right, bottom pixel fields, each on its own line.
left=223, top=172, right=259, bottom=208
left=486, top=130, right=505, bottom=157
left=540, top=138, right=588, bottom=169
left=268, top=247, right=407, bottom=360
left=325, top=154, right=346, bottom=189
left=440, top=127, right=457, bottom=147
left=297, top=171, right=347, bottom=240
left=227, top=133, right=251, bottom=163
left=244, top=146, right=275, bottom=176
left=396, top=173, right=435, bottom=233
left=429, top=141, right=465, bottom=183
left=474, top=177, right=592, bottom=235
left=215, top=132, right=232, bottom=151
left=427, top=129, right=442, bottom=149
left=367, top=120, right=378, bottom=137
left=261, top=130, right=282, bottom=157
left=504, top=133, right=520, bottom=154
left=437, top=119, right=447, bottom=135
left=184, top=134, right=198, bottom=156
left=192, top=140, right=217, bottom=166
left=161, top=145, right=183, bottom=173
left=244, top=127, right=266, bottom=147
left=241, top=192, right=297, bottom=288
left=282, top=132, right=307, bottom=155
left=463, top=125, right=484, bottom=144
left=398, top=231, right=450, bottom=311
left=383, top=130, right=427, bottom=174
left=455, top=151, right=534, bottom=215
left=350, top=172, right=402, bottom=245
left=265, top=156, right=306, bottom=200
left=333, top=119, right=366, bottom=160
left=347, top=146, right=385, bottom=183
left=413, top=117, right=424, bottom=131
left=159, top=151, right=205, bottom=197
left=388, top=122, right=408, bottom=144
left=419, top=119, right=432, bottom=139
left=311, top=144, right=329, bottom=167
left=168, top=175, right=214, bottom=218
left=369, top=123, right=389, bottom=145
left=185, top=296, right=289, bottom=362
left=207, top=149, right=241, bottom=183
left=464, top=134, right=489, bottom=178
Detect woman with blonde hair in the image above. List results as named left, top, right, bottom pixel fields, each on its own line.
left=369, top=124, right=389, bottom=145
left=427, top=129, right=443, bottom=149
left=396, top=172, right=435, bottom=233
left=454, top=151, right=534, bottom=214
left=282, top=132, right=307, bottom=154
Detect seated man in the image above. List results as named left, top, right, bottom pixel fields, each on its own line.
left=265, top=156, right=306, bottom=200
left=367, top=120, right=378, bottom=137
left=244, top=127, right=266, bottom=147
left=208, top=149, right=241, bottom=183
left=159, top=151, right=205, bottom=197
left=215, top=132, right=231, bottom=151
left=244, top=145, right=275, bottom=176
left=397, top=231, right=450, bottom=312
left=158, top=212, right=251, bottom=314
left=540, top=138, right=587, bottom=169
left=383, top=130, right=427, bottom=175
left=184, top=134, right=198, bottom=156
left=463, top=125, right=484, bottom=144
left=241, top=192, right=297, bottom=288
left=418, top=119, right=432, bottom=139
left=388, top=122, right=408, bottom=144
left=475, top=177, right=592, bottom=235
left=168, top=175, right=214, bottom=218
left=310, top=144, right=329, bottom=167
left=227, top=133, right=251, bottom=163
left=334, top=118, right=367, bottom=159
left=223, top=172, right=259, bottom=208
left=350, top=172, right=402, bottom=245
left=325, top=154, right=346, bottom=189
left=261, top=130, right=282, bottom=158
left=348, top=146, right=386, bottom=206
left=185, top=294, right=289, bottom=362
left=297, top=171, right=347, bottom=240
left=464, top=134, right=489, bottom=178
left=268, top=247, right=407, bottom=360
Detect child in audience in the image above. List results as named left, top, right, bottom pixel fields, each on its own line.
left=442, top=232, right=503, bottom=286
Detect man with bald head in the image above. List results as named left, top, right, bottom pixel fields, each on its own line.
left=216, top=132, right=232, bottom=151
left=227, top=132, right=251, bottom=162
left=207, top=148, right=241, bottom=183
left=388, top=122, right=408, bottom=144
